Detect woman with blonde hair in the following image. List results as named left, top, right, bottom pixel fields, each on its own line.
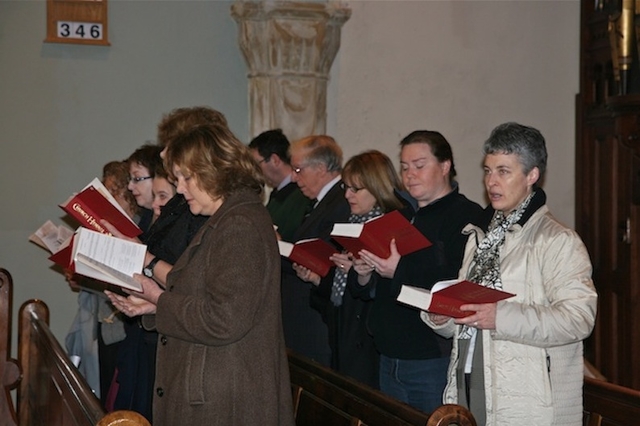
left=294, top=150, right=404, bottom=388
left=107, top=124, right=294, bottom=426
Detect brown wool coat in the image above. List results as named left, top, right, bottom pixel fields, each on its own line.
left=147, top=190, right=295, bottom=426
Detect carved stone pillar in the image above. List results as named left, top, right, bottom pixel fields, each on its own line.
left=231, top=1, right=351, bottom=141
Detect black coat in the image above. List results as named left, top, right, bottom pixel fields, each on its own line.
left=280, top=180, right=350, bottom=366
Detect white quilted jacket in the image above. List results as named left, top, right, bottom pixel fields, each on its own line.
left=423, top=205, right=597, bottom=426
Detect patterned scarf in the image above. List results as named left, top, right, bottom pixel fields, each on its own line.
left=459, top=192, right=534, bottom=339
left=330, top=205, right=384, bottom=306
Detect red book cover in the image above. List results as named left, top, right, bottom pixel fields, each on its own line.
left=278, top=238, right=338, bottom=277
left=330, top=210, right=432, bottom=258
left=397, top=279, right=516, bottom=318
left=60, top=178, right=141, bottom=238
left=48, top=236, right=75, bottom=271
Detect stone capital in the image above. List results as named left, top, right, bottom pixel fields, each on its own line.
left=231, top=1, right=351, bottom=141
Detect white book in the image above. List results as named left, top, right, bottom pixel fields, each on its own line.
left=72, top=227, right=146, bottom=292
left=29, top=220, right=74, bottom=254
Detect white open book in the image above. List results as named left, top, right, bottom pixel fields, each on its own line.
left=72, top=227, right=147, bottom=292
left=29, top=220, right=74, bottom=254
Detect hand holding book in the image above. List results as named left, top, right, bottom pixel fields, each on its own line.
left=60, top=178, right=142, bottom=238
left=278, top=238, right=338, bottom=277
left=397, top=279, right=515, bottom=318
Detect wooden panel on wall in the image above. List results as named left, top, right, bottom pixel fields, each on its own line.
left=45, top=0, right=109, bottom=46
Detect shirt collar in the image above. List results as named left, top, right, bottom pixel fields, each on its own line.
left=316, top=175, right=341, bottom=204
left=277, top=174, right=293, bottom=191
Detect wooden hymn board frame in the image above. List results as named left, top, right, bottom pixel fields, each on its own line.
left=45, top=0, right=110, bottom=46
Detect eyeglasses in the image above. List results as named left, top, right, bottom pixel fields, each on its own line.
left=340, top=182, right=365, bottom=193
left=129, top=176, right=152, bottom=183
left=293, top=165, right=308, bottom=174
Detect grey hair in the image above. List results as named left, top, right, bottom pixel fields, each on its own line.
left=290, top=135, right=343, bottom=172
left=483, top=122, right=547, bottom=180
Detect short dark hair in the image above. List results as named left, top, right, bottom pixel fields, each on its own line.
left=483, top=122, right=547, bottom=181
left=399, top=130, right=457, bottom=182
left=248, top=129, right=291, bottom=165
left=127, top=143, right=163, bottom=177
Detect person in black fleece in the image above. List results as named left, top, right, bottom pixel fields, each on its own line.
left=348, top=130, right=482, bottom=414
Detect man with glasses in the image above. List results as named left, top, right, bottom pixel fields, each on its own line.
left=281, top=135, right=350, bottom=366
left=249, top=129, right=310, bottom=242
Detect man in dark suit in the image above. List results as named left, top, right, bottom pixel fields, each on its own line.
left=249, top=129, right=310, bottom=242
left=282, top=135, right=350, bottom=366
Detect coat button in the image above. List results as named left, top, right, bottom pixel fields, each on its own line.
left=160, top=335, right=168, bottom=345
left=156, top=387, right=164, bottom=397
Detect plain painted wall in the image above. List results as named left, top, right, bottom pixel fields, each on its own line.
left=1, top=1, right=578, bottom=350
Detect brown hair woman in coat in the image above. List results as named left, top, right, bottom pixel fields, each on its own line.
left=106, top=123, right=295, bottom=426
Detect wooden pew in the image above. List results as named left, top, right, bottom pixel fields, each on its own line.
left=288, top=349, right=476, bottom=426
left=1, top=268, right=20, bottom=426
left=1, top=267, right=148, bottom=426
left=583, top=376, right=640, bottom=426
left=11, top=263, right=639, bottom=426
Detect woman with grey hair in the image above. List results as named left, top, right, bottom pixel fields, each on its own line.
left=423, top=122, right=597, bottom=425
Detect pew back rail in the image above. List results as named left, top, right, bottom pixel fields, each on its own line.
left=288, top=349, right=476, bottom=426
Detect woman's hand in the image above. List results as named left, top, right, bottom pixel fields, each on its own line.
left=359, top=239, right=401, bottom=279
left=454, top=302, right=497, bottom=330
left=352, top=257, right=375, bottom=285
left=330, top=253, right=353, bottom=274
left=428, top=313, right=452, bottom=326
left=293, top=263, right=321, bottom=286
left=64, top=269, right=82, bottom=292
left=105, top=291, right=157, bottom=317
left=105, top=273, right=164, bottom=316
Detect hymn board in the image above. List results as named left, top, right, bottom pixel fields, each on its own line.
left=45, top=0, right=110, bottom=46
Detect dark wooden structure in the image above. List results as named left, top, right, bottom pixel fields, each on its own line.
left=583, top=376, right=640, bottom=426
left=1, top=268, right=149, bottom=426
left=577, top=0, right=640, bottom=389
left=288, top=349, right=475, bottom=426
left=0, top=268, right=20, bottom=426
left=6, top=266, right=640, bottom=425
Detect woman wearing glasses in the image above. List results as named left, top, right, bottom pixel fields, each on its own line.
left=293, top=150, right=404, bottom=388
left=126, top=143, right=163, bottom=233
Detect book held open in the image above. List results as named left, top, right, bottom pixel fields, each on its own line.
left=278, top=238, right=338, bottom=277
left=71, top=227, right=146, bottom=292
left=397, top=279, right=516, bottom=318
left=60, top=178, right=142, bottom=238
left=29, top=220, right=74, bottom=254
left=330, top=210, right=431, bottom=259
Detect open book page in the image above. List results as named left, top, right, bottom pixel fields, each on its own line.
left=29, top=220, right=74, bottom=253
left=72, top=228, right=146, bottom=291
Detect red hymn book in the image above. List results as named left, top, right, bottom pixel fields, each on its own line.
left=330, top=210, right=432, bottom=259
left=397, top=279, right=516, bottom=318
left=59, top=178, right=142, bottom=238
left=278, top=238, right=338, bottom=277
